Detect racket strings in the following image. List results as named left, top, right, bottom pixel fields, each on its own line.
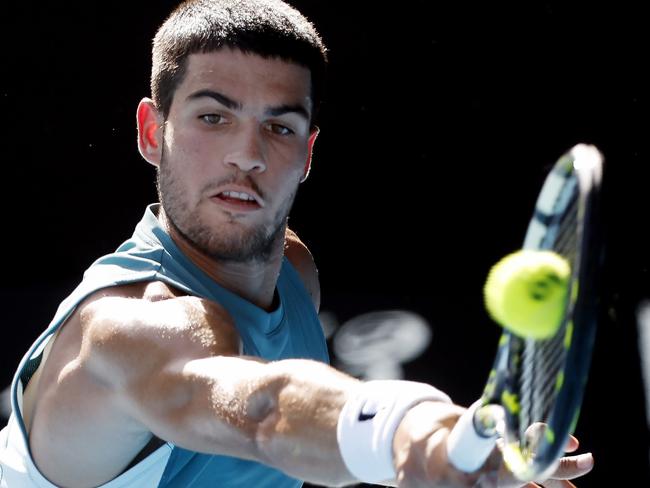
left=518, top=179, right=580, bottom=449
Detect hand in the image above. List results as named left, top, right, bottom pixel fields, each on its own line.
left=392, top=400, right=488, bottom=487
left=493, top=434, right=594, bottom=488
left=392, top=402, right=594, bottom=487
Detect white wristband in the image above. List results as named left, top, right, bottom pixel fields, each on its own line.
left=336, top=380, right=452, bottom=484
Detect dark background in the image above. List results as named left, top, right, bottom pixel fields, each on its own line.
left=1, top=2, right=649, bottom=486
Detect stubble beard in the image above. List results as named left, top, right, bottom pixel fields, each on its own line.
left=156, top=147, right=298, bottom=264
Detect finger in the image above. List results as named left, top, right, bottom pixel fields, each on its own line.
left=564, top=434, right=579, bottom=453
left=536, top=479, right=577, bottom=488
left=474, top=472, right=498, bottom=488
left=551, top=453, right=594, bottom=480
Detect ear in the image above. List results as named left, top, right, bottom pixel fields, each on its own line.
left=301, top=126, right=319, bottom=183
left=136, top=98, right=164, bottom=167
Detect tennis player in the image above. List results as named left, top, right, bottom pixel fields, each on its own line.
left=0, top=1, right=594, bottom=486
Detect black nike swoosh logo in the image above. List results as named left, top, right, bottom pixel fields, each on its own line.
left=358, top=411, right=377, bottom=421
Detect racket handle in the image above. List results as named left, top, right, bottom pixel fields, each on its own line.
left=446, top=400, right=500, bottom=472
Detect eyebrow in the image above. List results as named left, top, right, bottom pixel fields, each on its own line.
left=186, top=89, right=310, bottom=121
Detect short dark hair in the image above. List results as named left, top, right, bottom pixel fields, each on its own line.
left=151, top=0, right=328, bottom=126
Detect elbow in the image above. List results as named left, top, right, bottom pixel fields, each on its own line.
left=246, top=372, right=290, bottom=462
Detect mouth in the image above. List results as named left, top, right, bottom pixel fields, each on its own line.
left=211, top=189, right=264, bottom=213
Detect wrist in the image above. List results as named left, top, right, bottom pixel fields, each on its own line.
left=393, top=400, right=466, bottom=464
left=336, top=380, right=451, bottom=484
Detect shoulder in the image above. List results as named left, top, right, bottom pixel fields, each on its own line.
left=26, top=281, right=239, bottom=485
left=284, top=228, right=320, bottom=312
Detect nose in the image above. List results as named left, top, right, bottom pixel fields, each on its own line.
left=223, top=125, right=267, bottom=174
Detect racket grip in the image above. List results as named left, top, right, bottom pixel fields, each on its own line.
left=446, top=400, right=500, bottom=472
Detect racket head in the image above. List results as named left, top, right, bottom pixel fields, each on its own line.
left=478, top=144, right=604, bottom=481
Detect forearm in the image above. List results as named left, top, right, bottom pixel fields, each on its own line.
left=250, top=358, right=362, bottom=485
left=132, top=356, right=361, bottom=486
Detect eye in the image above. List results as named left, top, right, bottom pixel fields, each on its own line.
left=199, top=114, right=226, bottom=125
left=266, top=123, right=294, bottom=136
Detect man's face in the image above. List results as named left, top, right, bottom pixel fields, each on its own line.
left=158, top=48, right=315, bottom=263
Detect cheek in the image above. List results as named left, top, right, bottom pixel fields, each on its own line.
left=275, top=153, right=305, bottom=187
left=169, top=128, right=208, bottom=163
left=277, top=142, right=309, bottom=176
left=166, top=130, right=218, bottom=184
left=274, top=165, right=304, bottom=207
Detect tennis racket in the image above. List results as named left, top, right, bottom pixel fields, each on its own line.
left=446, top=143, right=604, bottom=482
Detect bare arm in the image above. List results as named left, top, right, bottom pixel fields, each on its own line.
left=81, top=294, right=361, bottom=486
left=56, top=287, right=592, bottom=488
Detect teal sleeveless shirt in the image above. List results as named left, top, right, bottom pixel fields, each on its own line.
left=8, top=204, right=329, bottom=487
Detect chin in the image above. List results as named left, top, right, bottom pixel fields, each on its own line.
left=199, top=219, right=282, bottom=263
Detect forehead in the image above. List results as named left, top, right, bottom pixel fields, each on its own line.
left=174, top=48, right=312, bottom=111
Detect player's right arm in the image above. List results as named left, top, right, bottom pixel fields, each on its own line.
left=81, top=293, right=544, bottom=487
left=28, top=284, right=593, bottom=488
left=65, top=289, right=363, bottom=486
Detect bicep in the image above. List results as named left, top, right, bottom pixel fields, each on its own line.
left=79, top=294, right=239, bottom=416
left=78, top=295, right=265, bottom=456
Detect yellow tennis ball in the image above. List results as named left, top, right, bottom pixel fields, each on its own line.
left=484, top=250, right=571, bottom=339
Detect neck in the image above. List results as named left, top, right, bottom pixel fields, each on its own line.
left=157, top=207, right=285, bottom=311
